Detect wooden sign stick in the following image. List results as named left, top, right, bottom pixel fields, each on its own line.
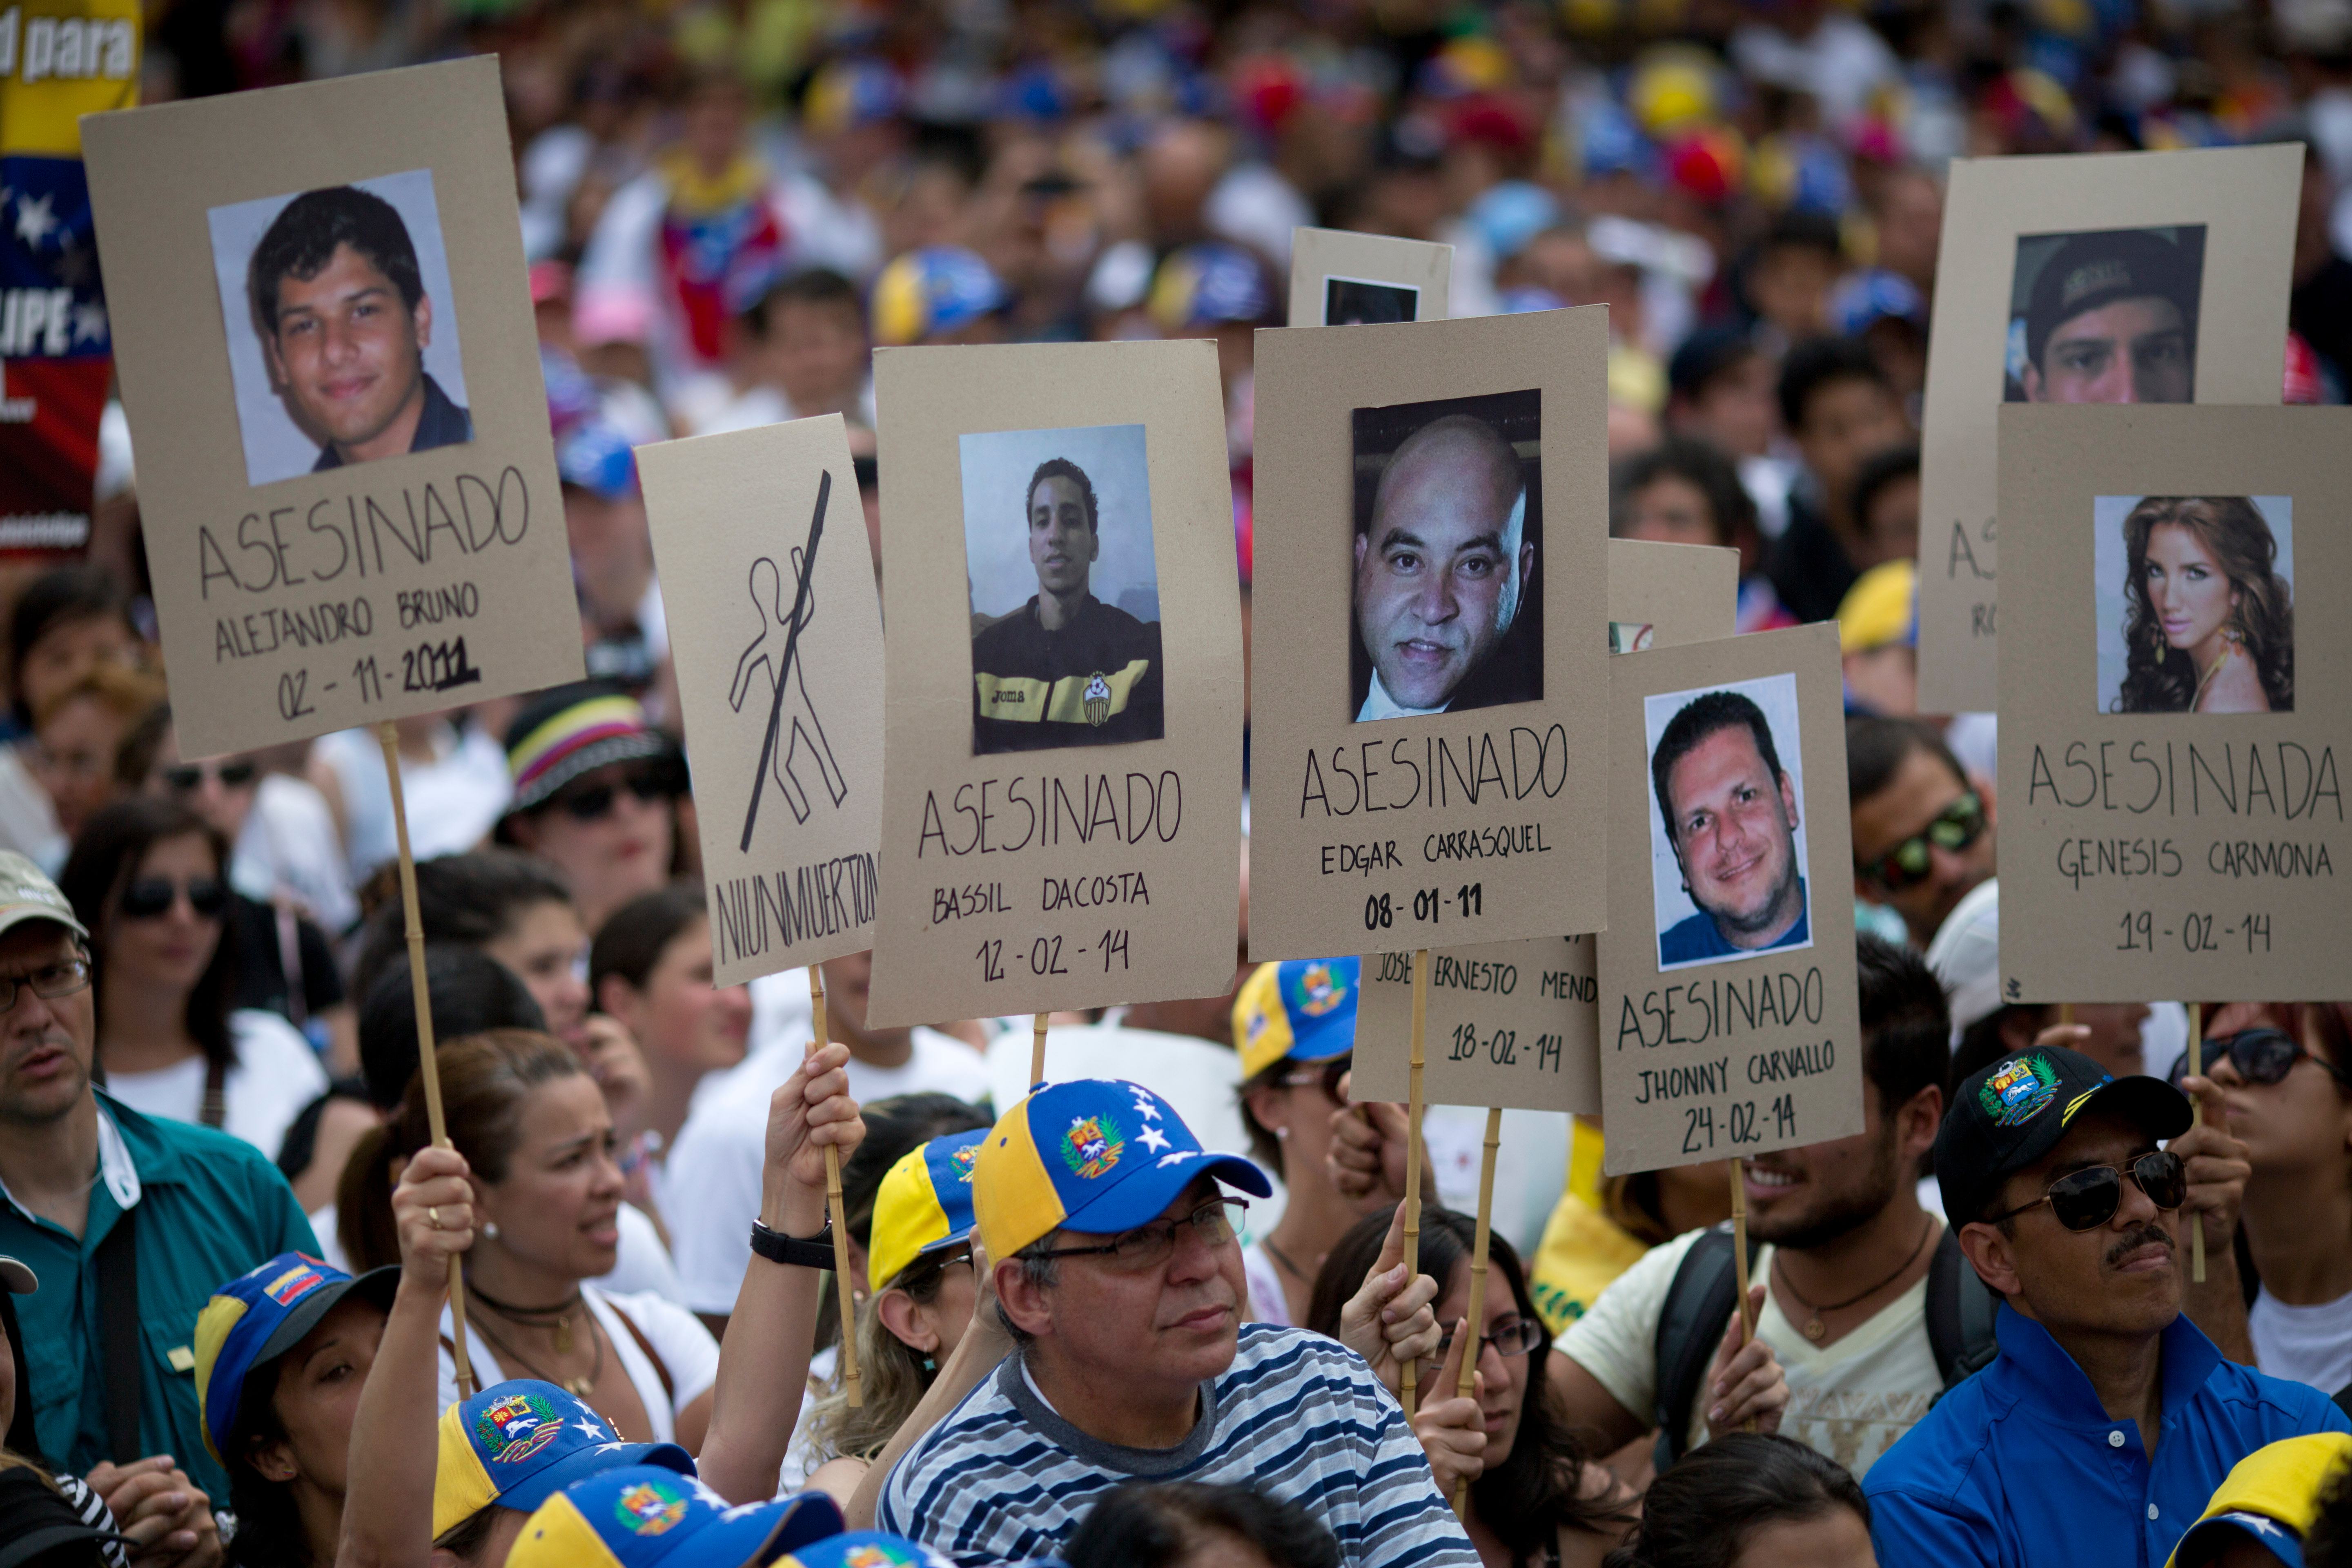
left=1401, top=947, right=1430, bottom=1421
left=1030, top=1012, right=1049, bottom=1087
left=1451, top=1105, right=1503, bottom=1519
left=2188, top=1002, right=2205, bottom=1283
left=2057, top=1002, right=2074, bottom=1026
left=377, top=724, right=475, bottom=1399
left=1729, top=1159, right=1757, bottom=1431
left=808, top=965, right=861, bottom=1406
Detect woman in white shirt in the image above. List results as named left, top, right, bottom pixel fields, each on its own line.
left=338, top=1027, right=715, bottom=1445
left=60, top=795, right=326, bottom=1161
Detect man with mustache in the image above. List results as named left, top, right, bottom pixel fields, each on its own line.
left=1653, top=690, right=1810, bottom=967
left=1865, top=1047, right=2339, bottom=1567
left=1352, top=412, right=1537, bottom=721
left=971, top=457, right=1165, bottom=754
left=874, top=1078, right=1474, bottom=1566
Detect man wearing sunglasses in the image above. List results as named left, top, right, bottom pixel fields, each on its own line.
left=1847, top=717, right=1996, bottom=951
left=1864, top=1047, right=2343, bottom=1568
left=875, top=1078, right=1474, bottom=1566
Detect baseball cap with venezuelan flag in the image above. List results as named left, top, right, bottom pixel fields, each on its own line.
left=973, top=1078, right=1270, bottom=1263
left=868, top=1129, right=986, bottom=1293
left=501, top=682, right=682, bottom=815
left=2167, top=1432, right=2352, bottom=1568
left=193, top=1252, right=399, bottom=1463
left=1233, top=958, right=1359, bottom=1080
left=871, top=248, right=1009, bottom=347
left=505, top=1465, right=840, bottom=1568
left=435, top=1380, right=692, bottom=1539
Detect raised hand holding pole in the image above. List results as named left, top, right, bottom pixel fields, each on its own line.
left=809, top=964, right=862, bottom=1405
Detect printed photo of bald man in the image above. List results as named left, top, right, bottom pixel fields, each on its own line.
left=1348, top=389, right=1542, bottom=722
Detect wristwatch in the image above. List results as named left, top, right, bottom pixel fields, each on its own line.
left=749, top=1216, right=837, bottom=1270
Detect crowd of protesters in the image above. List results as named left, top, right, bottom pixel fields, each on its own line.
left=9, top=0, right=2352, bottom=1561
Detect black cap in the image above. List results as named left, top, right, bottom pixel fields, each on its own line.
left=1668, top=325, right=1761, bottom=404
left=1936, top=1045, right=2192, bottom=1225
left=2025, top=229, right=2198, bottom=370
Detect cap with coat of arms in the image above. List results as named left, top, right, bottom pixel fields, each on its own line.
left=1233, top=958, right=1359, bottom=1080
left=771, top=1532, right=968, bottom=1568
left=435, top=1380, right=693, bottom=1539
left=868, top=1129, right=987, bottom=1293
left=193, top=1252, right=399, bottom=1463
left=2166, top=1432, right=2352, bottom=1568
left=1935, top=1045, right=2190, bottom=1227
left=506, top=1465, right=842, bottom=1568
left=974, top=1078, right=1272, bottom=1263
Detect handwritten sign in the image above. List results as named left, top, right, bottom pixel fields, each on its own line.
left=863, top=339, right=1244, bottom=1027
left=1597, top=623, right=1860, bottom=1173
left=1997, top=405, right=2352, bottom=1001
left=1353, top=539, right=1737, bottom=1113
left=1913, top=145, right=2299, bottom=716
left=637, top=414, right=885, bottom=984
left=82, top=58, right=579, bottom=756
left=1250, top=306, right=1610, bottom=960
left=1287, top=227, right=1452, bottom=329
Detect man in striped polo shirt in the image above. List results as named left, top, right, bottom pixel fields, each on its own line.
left=876, top=1078, right=1473, bottom=1566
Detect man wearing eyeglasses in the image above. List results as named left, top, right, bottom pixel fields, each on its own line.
left=1847, top=717, right=1996, bottom=951
left=1864, top=1047, right=2341, bottom=1568
left=874, top=1077, right=1474, bottom=1566
left=0, top=851, right=316, bottom=1514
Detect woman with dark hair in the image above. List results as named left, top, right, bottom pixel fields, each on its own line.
left=1064, top=1481, right=1341, bottom=1568
left=1310, top=1205, right=1635, bottom=1567
left=590, top=883, right=751, bottom=1162
left=1603, top=1432, right=1874, bottom=1568
left=1611, top=438, right=1797, bottom=635
left=2116, top=495, right=2294, bottom=715
left=60, top=795, right=326, bottom=1160
left=0, top=566, right=147, bottom=873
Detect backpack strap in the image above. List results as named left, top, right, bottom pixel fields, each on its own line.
left=1651, top=1225, right=1742, bottom=1469
left=93, top=1207, right=141, bottom=1464
left=199, top=1055, right=227, bottom=1131
left=611, top=1302, right=677, bottom=1411
left=1925, top=1225, right=2000, bottom=1396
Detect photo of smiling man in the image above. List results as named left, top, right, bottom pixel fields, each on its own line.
left=2006, top=226, right=2204, bottom=405
left=1645, top=675, right=1814, bottom=971
left=1349, top=390, right=1541, bottom=722
left=962, top=421, right=1163, bottom=756
left=210, top=170, right=473, bottom=486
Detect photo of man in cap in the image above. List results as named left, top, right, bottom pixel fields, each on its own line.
left=2010, top=226, right=2203, bottom=405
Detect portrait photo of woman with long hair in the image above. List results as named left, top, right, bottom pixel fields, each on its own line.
left=2105, top=494, right=2294, bottom=715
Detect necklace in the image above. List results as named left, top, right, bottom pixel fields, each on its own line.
left=1260, top=1236, right=1312, bottom=1283
left=466, top=1289, right=604, bottom=1398
left=1773, top=1219, right=1934, bottom=1343
left=466, top=1279, right=588, bottom=1354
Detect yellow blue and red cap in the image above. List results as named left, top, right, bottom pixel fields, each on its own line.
left=434, top=1379, right=693, bottom=1539
left=1146, top=243, right=1273, bottom=333
left=771, top=1532, right=961, bottom=1568
left=973, top=1078, right=1270, bottom=1263
left=871, top=247, right=1009, bottom=347
left=1233, top=958, right=1359, bottom=1081
left=506, top=1466, right=841, bottom=1568
left=192, top=1253, right=398, bottom=1464
left=2167, top=1433, right=2352, bottom=1568
left=502, top=682, right=681, bottom=813
left=868, top=1129, right=986, bottom=1293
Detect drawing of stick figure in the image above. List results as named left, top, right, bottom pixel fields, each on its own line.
left=729, top=474, right=844, bottom=848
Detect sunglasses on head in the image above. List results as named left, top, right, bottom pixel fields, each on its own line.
left=1984, top=1149, right=2185, bottom=1232
left=120, top=876, right=228, bottom=921
left=1860, top=791, right=1985, bottom=891
left=1274, top=1057, right=1351, bottom=1099
left=2169, top=1027, right=2352, bottom=1091
left=162, top=760, right=256, bottom=794
left=551, top=766, right=679, bottom=822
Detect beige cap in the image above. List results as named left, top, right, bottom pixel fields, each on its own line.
left=0, top=852, right=86, bottom=944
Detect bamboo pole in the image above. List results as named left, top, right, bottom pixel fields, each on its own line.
left=1400, top=948, right=1429, bottom=1420
left=1451, top=1107, right=1503, bottom=1518
left=1730, top=1160, right=1756, bottom=1431
left=378, top=724, right=475, bottom=1399
left=1029, top=1012, right=1049, bottom=1087
left=2189, top=1002, right=2205, bottom=1283
left=2057, top=1002, right=2074, bottom=1027
left=810, top=966, right=861, bottom=1406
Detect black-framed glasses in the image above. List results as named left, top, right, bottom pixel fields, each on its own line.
left=553, top=767, right=679, bottom=822
left=1274, top=1057, right=1351, bottom=1100
left=120, top=876, right=228, bottom=921
left=0, top=957, right=91, bottom=1012
left=1984, top=1149, right=2185, bottom=1232
left=162, top=760, right=257, bottom=794
left=1418, top=1314, right=1545, bottom=1381
left=1032, top=1198, right=1249, bottom=1273
left=2169, top=1027, right=2352, bottom=1091
left=1859, top=791, right=1985, bottom=891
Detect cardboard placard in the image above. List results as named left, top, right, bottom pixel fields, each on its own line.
left=80, top=58, right=579, bottom=758
left=1597, top=623, right=1860, bottom=1173
left=864, top=339, right=1244, bottom=1027
left=1996, top=405, right=2352, bottom=1002
left=637, top=415, right=885, bottom=984
left=1913, top=145, right=2300, bottom=716
left=1250, top=305, right=1611, bottom=960
left=1352, top=539, right=1738, bottom=1112
left=1287, top=228, right=1453, bottom=328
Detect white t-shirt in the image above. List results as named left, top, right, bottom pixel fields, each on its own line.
left=664, top=1027, right=986, bottom=1314
left=1557, top=1224, right=1944, bottom=1479
left=312, top=723, right=511, bottom=882
left=309, top=1199, right=683, bottom=1307
left=2252, top=1285, right=2352, bottom=1398
left=1242, top=1242, right=1293, bottom=1327
left=435, top=1284, right=719, bottom=1443
left=233, top=773, right=358, bottom=934
left=102, top=1010, right=328, bottom=1162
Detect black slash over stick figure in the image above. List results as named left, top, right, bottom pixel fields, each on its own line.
left=735, top=471, right=830, bottom=851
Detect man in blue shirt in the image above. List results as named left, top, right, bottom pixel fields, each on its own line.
left=1865, top=1046, right=2345, bottom=1567
left=0, top=852, right=315, bottom=1501
left=1651, top=688, right=1812, bottom=967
